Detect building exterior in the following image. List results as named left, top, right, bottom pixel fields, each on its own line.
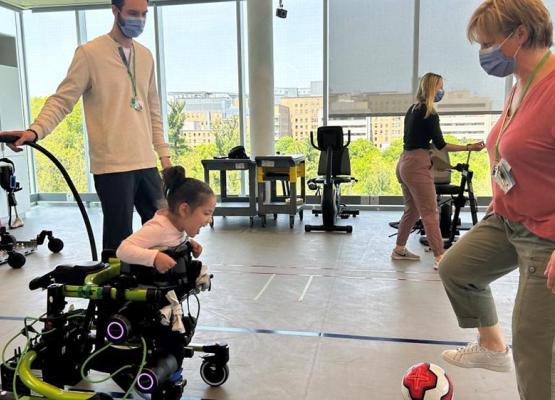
left=279, top=96, right=323, bottom=141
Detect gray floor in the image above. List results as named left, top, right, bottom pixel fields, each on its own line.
left=0, top=205, right=520, bottom=399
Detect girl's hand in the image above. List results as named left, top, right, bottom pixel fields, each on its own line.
left=545, top=250, right=555, bottom=294
left=190, top=239, right=203, bottom=258
left=154, top=252, right=176, bottom=273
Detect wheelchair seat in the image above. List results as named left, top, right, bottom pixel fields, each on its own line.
left=430, top=145, right=452, bottom=186
left=29, top=261, right=106, bottom=290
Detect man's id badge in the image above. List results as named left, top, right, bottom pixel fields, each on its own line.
left=492, top=158, right=515, bottom=193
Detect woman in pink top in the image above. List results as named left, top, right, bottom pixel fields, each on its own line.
left=438, top=1, right=555, bottom=399
left=117, top=166, right=216, bottom=274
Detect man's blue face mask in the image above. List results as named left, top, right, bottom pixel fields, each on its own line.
left=479, top=32, right=520, bottom=77
left=434, top=89, right=444, bottom=102
left=117, top=12, right=146, bottom=39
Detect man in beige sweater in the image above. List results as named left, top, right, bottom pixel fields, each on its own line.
left=0, top=0, right=172, bottom=252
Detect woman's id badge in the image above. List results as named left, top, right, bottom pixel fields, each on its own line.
left=492, top=158, right=515, bottom=193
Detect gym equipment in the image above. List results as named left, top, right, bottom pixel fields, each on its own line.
left=202, top=158, right=257, bottom=228
left=0, top=135, right=229, bottom=400
left=0, top=227, right=64, bottom=269
left=389, top=148, right=478, bottom=249
left=0, top=157, right=64, bottom=268
left=0, top=157, right=23, bottom=229
left=305, top=126, right=358, bottom=233
left=255, top=154, right=306, bottom=229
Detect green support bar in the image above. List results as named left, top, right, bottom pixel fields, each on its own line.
left=18, top=351, right=94, bottom=400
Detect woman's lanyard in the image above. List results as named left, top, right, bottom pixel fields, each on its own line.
left=117, top=44, right=143, bottom=112
left=494, top=50, right=551, bottom=161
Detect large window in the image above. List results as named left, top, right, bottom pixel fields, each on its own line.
left=419, top=0, right=506, bottom=111
left=329, top=0, right=414, bottom=117
left=272, top=0, right=323, bottom=192
left=24, top=11, right=88, bottom=193
left=162, top=2, right=240, bottom=192
left=0, top=6, right=15, bottom=36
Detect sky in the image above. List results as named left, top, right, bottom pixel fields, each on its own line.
left=1, top=0, right=555, bottom=111
left=0, top=0, right=323, bottom=96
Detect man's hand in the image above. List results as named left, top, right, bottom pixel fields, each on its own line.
left=154, top=251, right=176, bottom=273
left=160, top=156, right=172, bottom=170
left=0, top=130, right=36, bottom=152
left=190, top=239, right=203, bottom=258
left=545, top=251, right=555, bottom=294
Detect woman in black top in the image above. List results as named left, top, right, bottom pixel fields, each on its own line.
left=392, top=72, right=484, bottom=269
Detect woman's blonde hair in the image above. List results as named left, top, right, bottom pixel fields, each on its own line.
left=467, top=0, right=553, bottom=48
left=415, top=73, right=442, bottom=119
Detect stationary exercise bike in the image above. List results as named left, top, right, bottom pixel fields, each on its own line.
left=0, top=135, right=229, bottom=400
left=305, top=126, right=359, bottom=233
left=389, top=147, right=478, bottom=249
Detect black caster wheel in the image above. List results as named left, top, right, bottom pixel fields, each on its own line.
left=249, top=217, right=254, bottom=228
left=200, top=361, right=229, bottom=387
left=289, top=215, right=294, bottom=229
left=8, top=252, right=25, bottom=269
left=304, top=225, right=311, bottom=232
left=2, top=234, right=16, bottom=246
left=47, top=238, right=64, bottom=253
left=346, top=226, right=353, bottom=234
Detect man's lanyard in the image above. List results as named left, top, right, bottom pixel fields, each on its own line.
left=117, top=45, right=139, bottom=106
left=495, top=50, right=551, bottom=161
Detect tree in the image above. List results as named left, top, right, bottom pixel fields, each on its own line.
left=213, top=116, right=240, bottom=157
left=167, top=99, right=188, bottom=159
left=31, top=97, right=88, bottom=193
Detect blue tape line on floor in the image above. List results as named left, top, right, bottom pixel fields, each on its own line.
left=0, top=314, right=468, bottom=347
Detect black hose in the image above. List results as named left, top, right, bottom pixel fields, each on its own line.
left=26, top=142, right=97, bottom=261
left=0, top=136, right=99, bottom=261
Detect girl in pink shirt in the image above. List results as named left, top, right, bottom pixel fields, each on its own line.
left=116, top=166, right=216, bottom=273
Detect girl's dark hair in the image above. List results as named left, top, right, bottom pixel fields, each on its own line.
left=162, top=166, right=214, bottom=213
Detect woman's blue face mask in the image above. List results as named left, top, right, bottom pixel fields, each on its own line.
left=434, top=89, right=444, bottom=102
left=479, top=32, right=520, bottom=77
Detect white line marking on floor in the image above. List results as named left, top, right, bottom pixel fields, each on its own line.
left=298, top=275, right=314, bottom=302
left=254, top=274, right=275, bottom=301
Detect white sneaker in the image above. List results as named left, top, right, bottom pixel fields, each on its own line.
left=442, top=341, right=513, bottom=372
left=391, top=248, right=420, bottom=261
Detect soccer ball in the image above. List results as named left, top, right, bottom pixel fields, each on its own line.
left=401, top=362, right=453, bottom=400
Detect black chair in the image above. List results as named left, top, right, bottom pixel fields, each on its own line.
left=305, top=126, right=359, bottom=233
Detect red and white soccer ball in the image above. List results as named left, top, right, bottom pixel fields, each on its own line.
left=401, top=362, right=453, bottom=400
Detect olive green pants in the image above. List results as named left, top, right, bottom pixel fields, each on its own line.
left=439, top=213, right=555, bottom=400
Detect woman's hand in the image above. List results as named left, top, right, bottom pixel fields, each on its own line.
left=545, top=250, right=555, bottom=294
left=190, top=239, right=203, bottom=258
left=154, top=252, right=176, bottom=273
left=468, top=141, right=485, bottom=151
